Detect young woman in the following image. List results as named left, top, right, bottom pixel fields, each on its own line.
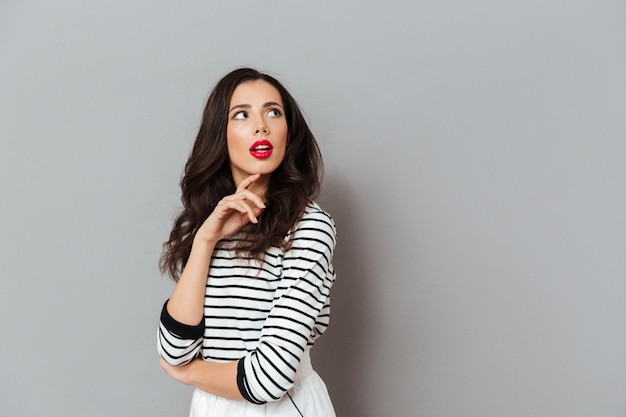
left=157, top=67, right=337, bottom=417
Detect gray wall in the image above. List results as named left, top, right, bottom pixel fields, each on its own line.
left=2, top=1, right=625, bottom=416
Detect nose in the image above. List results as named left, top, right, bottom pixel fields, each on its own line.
left=254, top=120, right=269, bottom=135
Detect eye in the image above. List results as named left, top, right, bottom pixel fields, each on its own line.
left=266, top=108, right=282, bottom=117
left=232, top=111, right=248, bottom=120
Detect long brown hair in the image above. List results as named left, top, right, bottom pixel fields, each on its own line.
left=160, top=68, right=323, bottom=281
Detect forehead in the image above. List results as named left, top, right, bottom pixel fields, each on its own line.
left=229, top=80, right=283, bottom=106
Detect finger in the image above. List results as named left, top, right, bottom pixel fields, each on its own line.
left=217, top=199, right=257, bottom=222
left=237, top=190, right=266, bottom=209
left=237, top=201, right=259, bottom=224
left=222, top=190, right=266, bottom=210
left=219, top=198, right=257, bottom=223
left=236, top=173, right=261, bottom=192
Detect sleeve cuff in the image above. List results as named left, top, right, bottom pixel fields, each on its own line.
left=237, top=358, right=264, bottom=404
left=160, top=300, right=204, bottom=339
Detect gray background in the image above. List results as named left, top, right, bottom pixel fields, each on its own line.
left=1, top=1, right=625, bottom=416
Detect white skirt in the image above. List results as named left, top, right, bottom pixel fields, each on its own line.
left=189, top=350, right=336, bottom=417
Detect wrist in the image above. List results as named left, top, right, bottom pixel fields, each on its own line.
left=191, top=235, right=217, bottom=253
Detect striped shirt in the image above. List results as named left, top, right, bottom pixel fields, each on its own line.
left=158, top=202, right=337, bottom=404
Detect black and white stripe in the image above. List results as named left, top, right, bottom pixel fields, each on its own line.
left=158, top=202, right=337, bottom=403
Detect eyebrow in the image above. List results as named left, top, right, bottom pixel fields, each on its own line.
left=229, top=101, right=283, bottom=114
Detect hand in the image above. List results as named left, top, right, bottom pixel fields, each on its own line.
left=195, top=174, right=266, bottom=243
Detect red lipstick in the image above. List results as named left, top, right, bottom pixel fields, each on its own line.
left=249, top=139, right=273, bottom=159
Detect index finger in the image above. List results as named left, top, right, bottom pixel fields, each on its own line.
left=236, top=173, right=261, bottom=192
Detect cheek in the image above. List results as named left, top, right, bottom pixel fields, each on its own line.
left=227, top=125, right=247, bottom=148
left=275, top=122, right=288, bottom=147
left=227, top=124, right=240, bottom=141
left=226, top=136, right=245, bottom=162
left=275, top=136, right=288, bottom=158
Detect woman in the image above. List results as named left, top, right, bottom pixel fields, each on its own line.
left=157, top=67, right=337, bottom=417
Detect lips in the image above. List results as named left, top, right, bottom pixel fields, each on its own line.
left=249, top=139, right=273, bottom=159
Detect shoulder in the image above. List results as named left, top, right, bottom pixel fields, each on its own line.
left=300, top=202, right=336, bottom=232
left=288, top=202, right=337, bottom=247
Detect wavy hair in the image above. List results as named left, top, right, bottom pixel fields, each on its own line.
left=160, top=68, right=323, bottom=280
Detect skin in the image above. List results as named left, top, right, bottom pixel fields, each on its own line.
left=160, top=80, right=289, bottom=400
left=226, top=80, right=288, bottom=197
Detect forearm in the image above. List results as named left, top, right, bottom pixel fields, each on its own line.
left=190, top=360, right=244, bottom=400
left=167, top=239, right=216, bottom=325
left=160, top=358, right=244, bottom=401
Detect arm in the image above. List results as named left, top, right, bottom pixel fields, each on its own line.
left=158, top=298, right=244, bottom=399
left=166, top=174, right=266, bottom=326
left=160, top=357, right=244, bottom=400
left=237, top=206, right=337, bottom=403
left=157, top=225, right=229, bottom=366
left=157, top=300, right=204, bottom=366
left=159, top=174, right=265, bottom=393
left=162, top=205, right=336, bottom=403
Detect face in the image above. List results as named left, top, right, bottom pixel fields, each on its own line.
left=226, top=80, right=288, bottom=189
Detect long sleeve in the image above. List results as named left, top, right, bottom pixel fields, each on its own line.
left=237, top=205, right=337, bottom=403
left=158, top=300, right=204, bottom=366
